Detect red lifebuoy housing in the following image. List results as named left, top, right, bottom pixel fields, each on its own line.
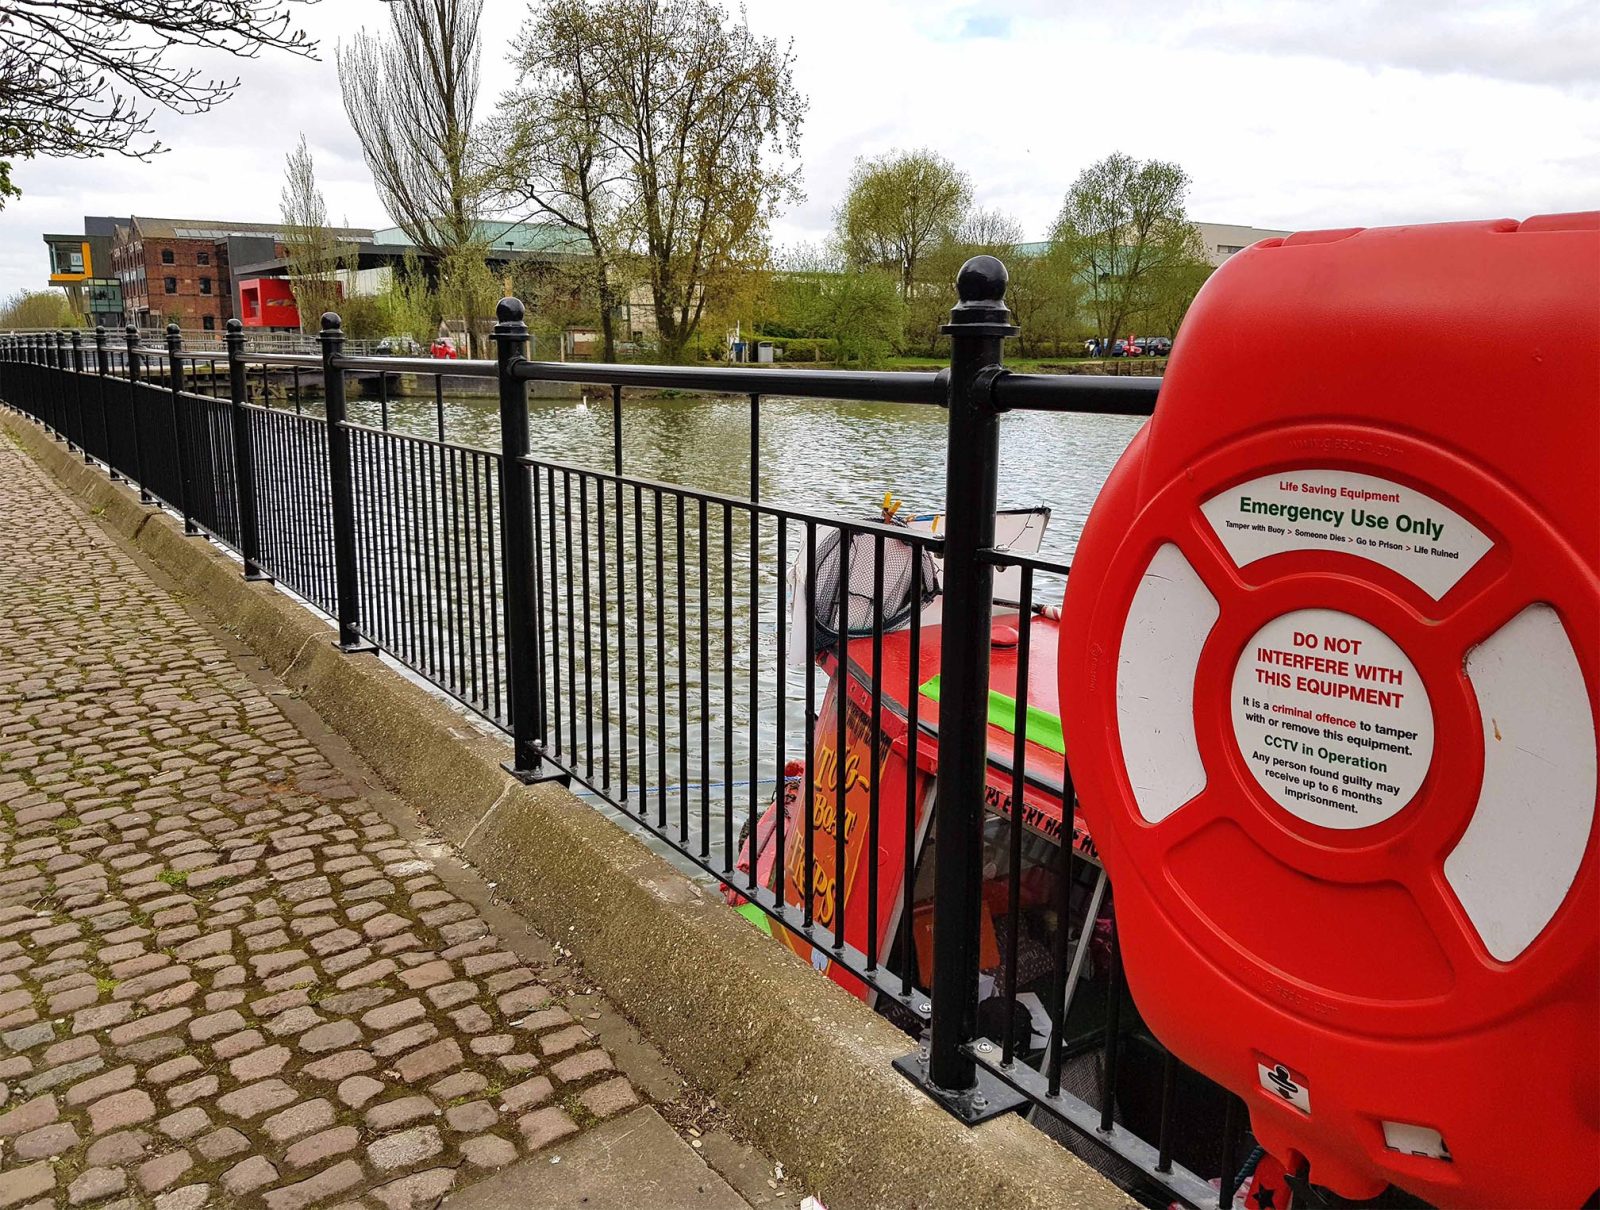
left=1059, top=214, right=1599, bottom=1208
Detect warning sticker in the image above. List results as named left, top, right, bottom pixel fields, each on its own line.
left=1232, top=609, right=1434, bottom=830
left=1200, top=469, right=1492, bottom=599
left=1256, top=1056, right=1312, bottom=1115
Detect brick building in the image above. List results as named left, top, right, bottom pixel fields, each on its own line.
left=109, top=217, right=372, bottom=334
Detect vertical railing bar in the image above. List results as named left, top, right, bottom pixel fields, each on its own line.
left=833, top=525, right=849, bottom=951
left=615, top=458, right=629, bottom=797
left=580, top=473, right=596, bottom=778
left=866, top=533, right=885, bottom=970
left=1218, top=1096, right=1244, bottom=1210
left=634, top=481, right=647, bottom=815
left=698, top=495, right=711, bottom=859
left=749, top=392, right=760, bottom=502
left=165, top=325, right=198, bottom=534
left=901, top=550, right=923, bottom=991
left=803, top=518, right=817, bottom=928
left=70, top=331, right=91, bottom=464
left=654, top=487, right=667, bottom=827
left=126, top=326, right=152, bottom=503
left=529, top=454, right=549, bottom=744
left=421, top=435, right=439, bottom=672
left=486, top=453, right=505, bottom=723
left=747, top=503, right=760, bottom=888
left=774, top=517, right=788, bottom=906
left=548, top=465, right=565, bottom=759
left=676, top=492, right=688, bottom=842
left=1046, top=766, right=1077, bottom=1099
left=722, top=504, right=734, bottom=871
left=1156, top=1050, right=1179, bottom=1173
left=1001, top=566, right=1034, bottom=1066
left=611, top=384, right=623, bottom=476
left=597, top=475, right=611, bottom=783
left=1099, top=918, right=1124, bottom=1134
left=564, top=470, right=579, bottom=763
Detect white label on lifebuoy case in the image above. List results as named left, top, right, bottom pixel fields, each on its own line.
left=1201, top=470, right=1492, bottom=599
left=1232, top=609, right=1434, bottom=830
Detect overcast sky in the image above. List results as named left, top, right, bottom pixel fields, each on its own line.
left=5, top=0, right=1596, bottom=299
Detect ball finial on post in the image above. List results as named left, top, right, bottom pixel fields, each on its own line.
left=956, top=255, right=1008, bottom=304
left=944, top=255, right=1019, bottom=337
left=225, top=318, right=243, bottom=335
left=320, top=312, right=343, bottom=334
left=495, top=297, right=527, bottom=330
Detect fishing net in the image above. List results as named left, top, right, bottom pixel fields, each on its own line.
left=808, top=523, right=940, bottom=657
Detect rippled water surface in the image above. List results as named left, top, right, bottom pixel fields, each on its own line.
left=353, top=389, right=1145, bottom=562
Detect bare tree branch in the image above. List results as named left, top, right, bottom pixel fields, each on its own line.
left=0, top=1, right=318, bottom=163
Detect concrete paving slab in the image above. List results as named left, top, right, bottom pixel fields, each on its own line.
left=445, top=1106, right=749, bottom=1209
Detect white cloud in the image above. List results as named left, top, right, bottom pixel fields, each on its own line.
left=2, top=0, right=1595, bottom=301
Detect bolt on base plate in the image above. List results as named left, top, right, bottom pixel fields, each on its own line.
left=893, top=1047, right=1028, bottom=1126
left=501, top=760, right=572, bottom=787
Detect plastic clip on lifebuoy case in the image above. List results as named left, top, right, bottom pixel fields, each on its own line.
left=1059, top=214, right=1599, bottom=1208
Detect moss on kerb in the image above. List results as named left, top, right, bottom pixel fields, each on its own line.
left=1, top=410, right=1130, bottom=1210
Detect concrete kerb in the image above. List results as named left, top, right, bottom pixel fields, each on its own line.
left=1, top=410, right=1131, bottom=1210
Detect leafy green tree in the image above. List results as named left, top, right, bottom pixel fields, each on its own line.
left=1050, top=152, right=1200, bottom=347
left=0, top=290, right=83, bottom=329
left=1136, top=225, right=1213, bottom=339
left=826, top=269, right=902, bottom=368
left=0, top=0, right=313, bottom=202
left=836, top=149, right=971, bottom=301
left=498, top=0, right=805, bottom=363
left=762, top=245, right=901, bottom=367
left=373, top=251, right=440, bottom=347
left=279, top=134, right=353, bottom=336
left=339, top=0, right=492, bottom=353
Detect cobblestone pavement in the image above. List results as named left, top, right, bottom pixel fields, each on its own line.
left=0, top=437, right=655, bottom=1207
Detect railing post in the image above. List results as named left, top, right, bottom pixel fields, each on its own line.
left=38, top=335, right=59, bottom=438
left=319, top=313, right=373, bottom=650
left=493, top=298, right=562, bottom=783
left=54, top=331, right=78, bottom=453
left=94, top=327, right=120, bottom=480
left=226, top=319, right=269, bottom=580
left=167, top=324, right=201, bottom=535
left=126, top=325, right=153, bottom=504
left=895, top=255, right=1023, bottom=1122
left=70, top=331, right=92, bottom=463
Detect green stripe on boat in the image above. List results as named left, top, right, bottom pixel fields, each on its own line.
left=918, top=674, right=1065, bottom=755
left=735, top=903, right=772, bottom=934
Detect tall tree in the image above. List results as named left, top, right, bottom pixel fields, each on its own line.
left=0, top=289, right=82, bottom=329
left=279, top=135, right=349, bottom=335
left=1137, top=225, right=1214, bottom=339
left=499, top=0, right=805, bottom=363
left=339, top=0, right=490, bottom=352
left=0, top=0, right=314, bottom=204
left=1049, top=152, right=1199, bottom=348
left=493, top=1, right=628, bottom=361
left=836, top=149, right=971, bottom=301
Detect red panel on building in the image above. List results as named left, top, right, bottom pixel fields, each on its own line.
left=238, top=278, right=301, bottom=330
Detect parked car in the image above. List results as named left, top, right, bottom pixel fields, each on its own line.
left=1142, top=336, right=1173, bottom=356
left=1111, top=339, right=1144, bottom=357
left=429, top=337, right=459, bottom=360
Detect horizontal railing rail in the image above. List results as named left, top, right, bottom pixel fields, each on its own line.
left=0, top=261, right=1256, bottom=1210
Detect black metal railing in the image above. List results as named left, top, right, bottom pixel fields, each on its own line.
left=0, top=263, right=1255, bottom=1210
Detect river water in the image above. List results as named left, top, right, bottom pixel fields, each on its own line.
left=355, top=390, right=1146, bottom=564
left=325, top=388, right=1146, bottom=875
